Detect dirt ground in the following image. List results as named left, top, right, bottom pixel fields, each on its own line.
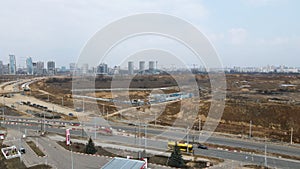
left=30, top=74, right=300, bottom=143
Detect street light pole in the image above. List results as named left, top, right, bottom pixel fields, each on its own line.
left=290, top=127, right=293, bottom=145
left=43, top=112, right=46, bottom=133
left=144, top=125, right=147, bottom=149
left=71, top=146, right=74, bottom=169
left=82, top=98, right=85, bottom=113
left=264, top=144, right=267, bottom=167
left=198, top=117, right=201, bottom=143
left=1, top=108, right=4, bottom=126
left=94, top=120, right=97, bottom=139
left=154, top=111, right=156, bottom=126
left=135, top=125, right=137, bottom=145
left=249, top=120, right=252, bottom=139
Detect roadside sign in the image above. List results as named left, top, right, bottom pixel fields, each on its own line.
left=66, top=129, right=71, bottom=146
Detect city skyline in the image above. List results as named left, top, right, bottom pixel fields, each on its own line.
left=1, top=54, right=299, bottom=75
left=0, top=0, right=300, bottom=68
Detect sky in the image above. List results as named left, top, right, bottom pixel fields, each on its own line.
left=0, top=0, right=299, bottom=68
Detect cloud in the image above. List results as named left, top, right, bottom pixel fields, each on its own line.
left=257, top=37, right=290, bottom=46
left=0, top=0, right=208, bottom=66
left=243, top=0, right=286, bottom=7
left=228, top=28, right=248, bottom=45
left=208, top=33, right=225, bottom=43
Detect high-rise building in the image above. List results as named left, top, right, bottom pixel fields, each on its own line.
left=128, top=61, right=134, bottom=75
left=149, top=61, right=155, bottom=70
left=81, top=63, right=89, bottom=74
left=97, top=63, right=108, bottom=74
left=69, top=63, right=76, bottom=72
left=26, top=57, right=33, bottom=75
left=33, top=62, right=37, bottom=74
left=0, top=61, right=3, bottom=75
left=2, top=64, right=9, bottom=74
left=47, top=61, right=55, bottom=75
left=9, top=54, right=16, bottom=75
left=36, top=61, right=44, bottom=75
left=139, top=61, right=145, bottom=72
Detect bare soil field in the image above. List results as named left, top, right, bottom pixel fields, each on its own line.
left=30, top=74, right=300, bottom=143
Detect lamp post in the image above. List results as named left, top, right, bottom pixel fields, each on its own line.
left=249, top=120, right=252, bottom=139
left=70, top=145, right=74, bottom=169
left=290, top=127, right=293, bottom=145
left=198, top=117, right=201, bottom=143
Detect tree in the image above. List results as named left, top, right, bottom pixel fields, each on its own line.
left=85, top=137, right=97, bottom=154
left=168, top=143, right=185, bottom=168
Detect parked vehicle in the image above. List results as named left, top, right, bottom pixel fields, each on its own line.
left=197, top=144, right=208, bottom=149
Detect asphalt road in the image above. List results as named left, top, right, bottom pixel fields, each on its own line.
left=4, top=116, right=300, bottom=159
left=195, top=148, right=300, bottom=169
left=108, top=123, right=300, bottom=158
left=3, top=123, right=300, bottom=169
left=2, top=118, right=300, bottom=158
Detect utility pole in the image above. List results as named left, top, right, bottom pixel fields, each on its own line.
left=102, top=105, right=104, bottom=116
left=290, top=127, right=293, bottom=145
left=1, top=108, right=4, bottom=126
left=144, top=125, right=147, bottom=149
left=135, top=125, right=137, bottom=145
left=106, top=108, right=108, bottom=121
left=94, top=120, right=97, bottom=139
left=198, top=117, right=201, bottom=143
left=138, top=122, right=141, bottom=147
left=82, top=98, right=85, bottom=113
left=249, top=120, right=252, bottom=139
left=52, top=106, right=54, bottom=119
left=71, top=146, right=74, bottom=169
left=264, top=144, right=267, bottom=167
left=43, top=112, right=46, bottom=133
left=186, top=126, right=189, bottom=153
left=81, top=121, right=84, bottom=137
left=154, top=111, right=157, bottom=126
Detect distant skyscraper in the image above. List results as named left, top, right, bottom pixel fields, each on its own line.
left=149, top=61, right=155, bottom=70
left=139, top=61, right=145, bottom=72
left=36, top=61, right=44, bottom=75
left=26, top=57, right=33, bottom=75
left=61, top=66, right=66, bottom=72
left=128, top=61, right=134, bottom=75
left=9, top=54, right=16, bottom=75
left=0, top=61, right=3, bottom=75
left=69, top=63, right=76, bottom=72
left=47, top=61, right=55, bottom=75
left=97, top=63, right=108, bottom=74
left=81, top=63, right=89, bottom=74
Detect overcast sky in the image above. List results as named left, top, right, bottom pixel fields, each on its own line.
left=0, top=0, right=299, bottom=68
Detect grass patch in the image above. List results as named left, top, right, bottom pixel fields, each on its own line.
left=26, top=141, right=45, bottom=157
left=57, top=141, right=116, bottom=157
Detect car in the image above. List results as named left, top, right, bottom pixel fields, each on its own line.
left=19, top=147, right=26, bottom=154
left=68, top=113, right=74, bottom=117
left=197, top=144, right=208, bottom=149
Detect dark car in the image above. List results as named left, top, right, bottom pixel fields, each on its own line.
left=197, top=144, right=208, bottom=149
left=19, top=147, right=26, bottom=154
